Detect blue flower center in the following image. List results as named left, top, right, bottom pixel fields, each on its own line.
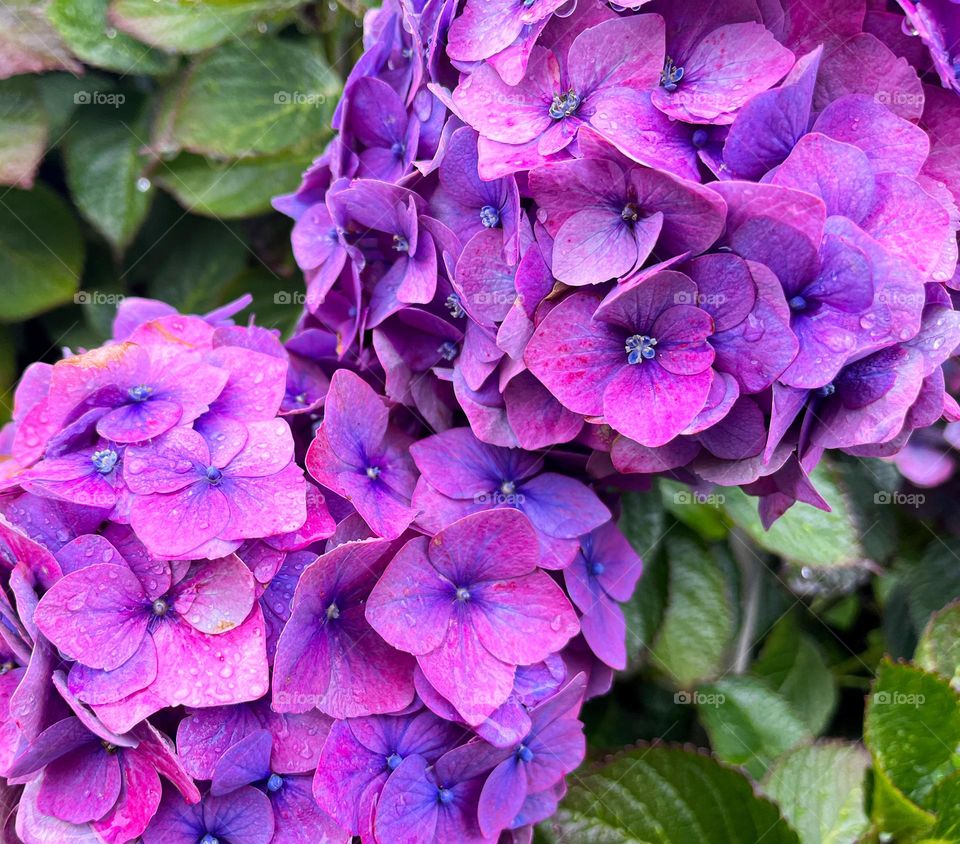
left=437, top=341, right=459, bottom=361
left=438, top=787, right=454, bottom=805
left=446, top=294, right=465, bottom=318
left=199, top=835, right=220, bottom=844
left=366, top=465, right=381, bottom=479
left=522, top=0, right=535, bottom=7
left=548, top=90, right=581, bottom=120
left=205, top=466, right=223, bottom=485
left=456, top=587, right=471, bottom=602
left=128, top=384, right=153, bottom=402
left=266, top=773, right=284, bottom=792
left=500, top=480, right=516, bottom=496
left=788, top=295, right=808, bottom=312
left=621, top=203, right=640, bottom=223
left=691, top=129, right=709, bottom=148
left=590, top=561, right=606, bottom=577
left=326, top=603, right=340, bottom=621
left=660, top=57, right=684, bottom=91
left=516, top=744, right=534, bottom=763
left=386, top=752, right=403, bottom=771
left=479, top=205, right=501, bottom=228
left=91, top=448, right=119, bottom=475
left=625, top=335, right=658, bottom=364
left=390, top=140, right=405, bottom=158
left=152, top=598, right=169, bottom=617
left=816, top=383, right=836, bottom=398
left=392, top=234, right=410, bottom=252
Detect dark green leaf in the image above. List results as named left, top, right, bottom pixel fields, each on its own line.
left=696, top=676, right=812, bottom=778
left=760, top=743, right=869, bottom=844
left=62, top=93, right=155, bottom=250
left=153, top=36, right=339, bottom=158
left=0, top=185, right=83, bottom=322
left=649, top=533, right=736, bottom=687
left=539, top=745, right=800, bottom=844
left=155, top=150, right=312, bottom=218
left=660, top=479, right=729, bottom=541
left=865, top=660, right=960, bottom=811
left=109, top=0, right=303, bottom=54
left=48, top=0, right=175, bottom=75
left=915, top=601, right=960, bottom=690
left=904, top=540, right=960, bottom=632
left=0, top=77, right=47, bottom=188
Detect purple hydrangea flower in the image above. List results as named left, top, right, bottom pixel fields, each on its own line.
left=366, top=509, right=580, bottom=724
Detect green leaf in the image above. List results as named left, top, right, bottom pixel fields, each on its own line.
left=153, top=36, right=339, bottom=158
left=155, top=150, right=312, bottom=218
left=0, top=326, right=15, bottom=424
left=0, top=0, right=81, bottom=79
left=539, top=744, right=800, bottom=844
left=835, top=457, right=902, bottom=565
left=753, top=617, right=838, bottom=735
left=619, top=490, right=667, bottom=559
left=141, top=215, right=247, bottom=313
left=865, top=660, right=960, bottom=811
left=761, top=743, right=870, bottom=844
left=48, top=0, right=175, bottom=75
left=929, top=772, right=960, bottom=840
left=915, top=601, right=960, bottom=690
left=723, top=462, right=866, bottom=569
left=219, top=265, right=303, bottom=337
left=904, top=541, right=960, bottom=633
left=649, top=532, right=736, bottom=688
left=0, top=77, right=47, bottom=188
left=868, top=765, right=936, bottom=843
left=109, top=0, right=303, bottom=54
left=62, top=93, right=155, bottom=250
left=0, top=185, right=83, bottom=322
left=696, top=676, right=812, bottom=779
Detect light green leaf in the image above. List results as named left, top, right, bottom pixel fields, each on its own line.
left=649, top=533, right=736, bottom=688
left=539, top=744, right=800, bottom=844
left=109, top=0, right=303, bottom=54
left=928, top=773, right=960, bottom=841
left=660, top=479, right=729, bottom=541
left=915, top=601, right=960, bottom=690
left=865, top=660, right=960, bottom=811
left=0, top=327, right=14, bottom=424
left=155, top=150, right=312, bottom=218
left=0, top=185, right=83, bottom=322
left=761, top=743, right=869, bottom=844
left=697, top=676, right=812, bottom=779
left=753, top=617, right=837, bottom=735
left=48, top=0, right=175, bottom=75
left=0, top=0, right=81, bottom=79
left=0, top=77, right=47, bottom=188
left=153, top=36, right=338, bottom=158
left=619, top=490, right=667, bottom=560
left=723, top=462, right=866, bottom=569
left=62, top=94, right=155, bottom=250
left=869, top=765, right=936, bottom=843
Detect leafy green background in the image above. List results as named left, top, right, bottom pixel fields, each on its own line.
left=3, top=3, right=960, bottom=843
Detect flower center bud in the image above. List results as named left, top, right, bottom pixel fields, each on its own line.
left=500, top=480, right=516, bottom=496
left=199, top=835, right=220, bottom=844
left=455, top=587, right=471, bottom=602
left=548, top=90, right=581, bottom=120
left=0, top=661, right=14, bottom=675
left=691, top=128, right=709, bottom=148
left=366, top=465, right=381, bottom=480
left=326, top=603, right=341, bottom=621
left=438, top=787, right=454, bottom=805
left=386, top=752, right=403, bottom=770
left=446, top=294, right=465, bottom=318
left=267, top=773, right=284, bottom=792
left=390, top=140, right=405, bottom=158
left=621, top=203, right=640, bottom=223
left=205, top=466, right=223, bottom=485
left=660, top=57, right=684, bottom=91
left=625, top=335, right=658, bottom=365
left=392, top=234, right=410, bottom=252
left=437, top=341, right=459, bottom=361
left=91, top=449, right=119, bottom=475
left=101, top=740, right=118, bottom=754
left=128, top=384, right=153, bottom=402
left=516, top=744, right=534, bottom=763
left=590, top=561, right=606, bottom=577
left=788, top=295, right=808, bottom=312
left=479, top=205, right=501, bottom=228
left=816, top=383, right=836, bottom=398
left=152, top=598, right=169, bottom=617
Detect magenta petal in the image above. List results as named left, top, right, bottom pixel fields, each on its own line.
left=34, top=563, right=148, bottom=671
left=38, top=742, right=122, bottom=823
left=69, top=634, right=158, bottom=704
left=91, top=750, right=163, bottom=844
left=270, top=774, right=347, bottom=844
left=552, top=207, right=652, bottom=286
left=130, top=485, right=229, bottom=558
left=97, top=400, right=183, bottom=444
left=173, top=555, right=255, bottom=635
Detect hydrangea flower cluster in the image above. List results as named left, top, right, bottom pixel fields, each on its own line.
left=2, top=0, right=960, bottom=842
